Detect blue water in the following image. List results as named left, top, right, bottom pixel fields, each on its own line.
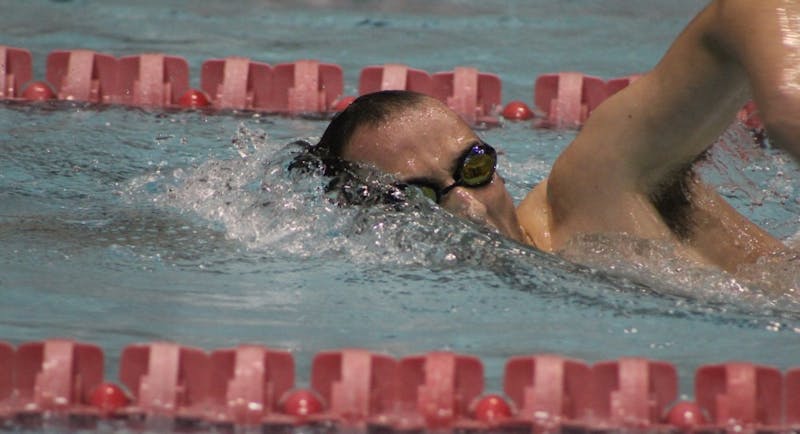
left=1, top=0, right=799, bottom=404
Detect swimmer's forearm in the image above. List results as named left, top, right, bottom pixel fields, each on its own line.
left=709, top=0, right=800, bottom=162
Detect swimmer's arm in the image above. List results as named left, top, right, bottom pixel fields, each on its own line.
left=552, top=1, right=750, bottom=196
left=545, top=1, right=748, bottom=239
left=710, top=0, right=800, bottom=163
left=544, top=1, right=800, bottom=246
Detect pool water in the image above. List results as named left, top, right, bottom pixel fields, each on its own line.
left=1, top=0, right=799, bottom=402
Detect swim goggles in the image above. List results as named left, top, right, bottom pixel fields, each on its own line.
left=404, top=142, right=497, bottom=204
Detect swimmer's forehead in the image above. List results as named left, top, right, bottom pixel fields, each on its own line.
left=343, top=99, right=480, bottom=177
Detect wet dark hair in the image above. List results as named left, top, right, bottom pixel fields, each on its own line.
left=289, top=90, right=429, bottom=206
left=302, top=90, right=427, bottom=165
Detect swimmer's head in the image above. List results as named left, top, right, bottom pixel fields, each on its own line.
left=315, top=90, right=428, bottom=162
left=302, top=90, right=524, bottom=242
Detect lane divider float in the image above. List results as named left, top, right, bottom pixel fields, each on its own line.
left=1, top=45, right=763, bottom=130
left=0, top=339, right=798, bottom=432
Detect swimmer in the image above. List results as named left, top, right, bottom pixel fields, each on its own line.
left=310, top=1, right=799, bottom=278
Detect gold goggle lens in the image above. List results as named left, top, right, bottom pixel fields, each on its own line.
left=461, top=153, right=495, bottom=186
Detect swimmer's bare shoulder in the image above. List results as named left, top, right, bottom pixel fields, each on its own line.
left=516, top=179, right=553, bottom=251
left=668, top=176, right=790, bottom=272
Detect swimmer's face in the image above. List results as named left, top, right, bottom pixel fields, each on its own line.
left=341, top=96, right=524, bottom=242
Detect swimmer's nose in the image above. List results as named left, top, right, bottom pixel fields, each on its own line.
left=440, top=183, right=525, bottom=242
left=440, top=186, right=517, bottom=236
left=441, top=187, right=491, bottom=225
